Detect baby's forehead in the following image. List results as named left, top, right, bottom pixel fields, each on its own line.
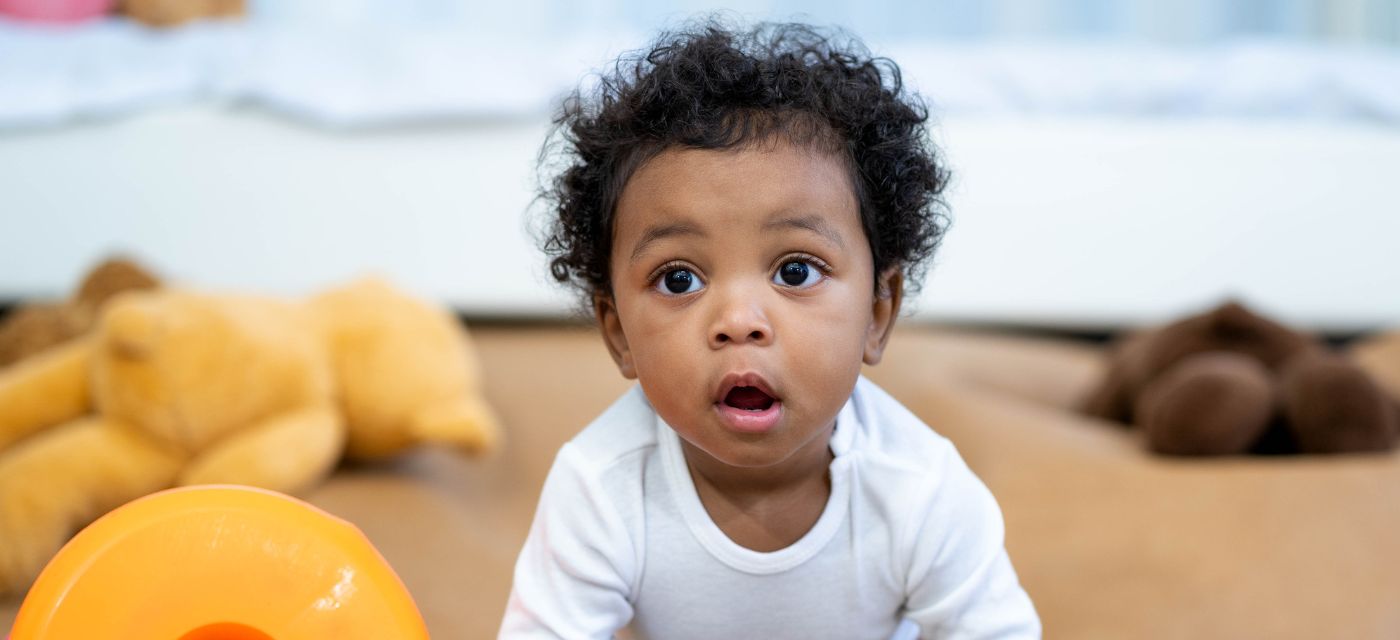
left=611, top=144, right=865, bottom=264
left=621, top=140, right=856, bottom=210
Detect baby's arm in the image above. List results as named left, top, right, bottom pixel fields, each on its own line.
left=900, top=448, right=1041, bottom=639
left=499, top=444, right=637, bottom=639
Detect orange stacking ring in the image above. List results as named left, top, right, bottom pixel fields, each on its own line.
left=10, top=485, right=429, bottom=639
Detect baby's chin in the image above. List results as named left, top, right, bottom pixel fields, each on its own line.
left=675, top=411, right=839, bottom=469
left=677, top=435, right=806, bottom=470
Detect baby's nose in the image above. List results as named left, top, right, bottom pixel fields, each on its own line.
left=708, top=293, right=773, bottom=348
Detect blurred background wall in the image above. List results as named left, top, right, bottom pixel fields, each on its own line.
left=1, top=0, right=1398, bottom=332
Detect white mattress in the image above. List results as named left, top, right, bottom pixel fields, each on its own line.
left=1, top=106, right=1397, bottom=332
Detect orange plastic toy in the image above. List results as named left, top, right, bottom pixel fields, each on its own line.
left=9, top=486, right=428, bottom=639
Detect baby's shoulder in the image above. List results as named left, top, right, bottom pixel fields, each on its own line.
left=557, top=384, right=660, bottom=477
left=847, top=379, right=1001, bottom=532
left=849, top=377, right=960, bottom=475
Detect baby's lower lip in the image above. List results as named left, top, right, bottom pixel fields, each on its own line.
left=714, top=401, right=783, bottom=433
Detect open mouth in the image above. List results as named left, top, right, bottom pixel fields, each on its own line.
left=723, top=386, right=776, bottom=412
left=714, top=374, right=782, bottom=433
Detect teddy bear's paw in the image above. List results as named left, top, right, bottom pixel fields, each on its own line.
left=408, top=399, right=501, bottom=457
left=178, top=405, right=345, bottom=495
left=0, top=501, right=72, bottom=598
left=0, top=416, right=186, bottom=598
left=0, top=529, right=66, bottom=599
left=1281, top=351, right=1399, bottom=454
left=0, top=461, right=89, bottom=598
left=0, top=338, right=93, bottom=453
left=1137, top=352, right=1275, bottom=456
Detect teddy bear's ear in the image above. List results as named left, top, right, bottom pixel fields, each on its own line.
left=1207, top=300, right=1262, bottom=335
left=74, top=257, right=161, bottom=314
left=101, top=297, right=163, bottom=360
left=1205, top=299, right=1320, bottom=368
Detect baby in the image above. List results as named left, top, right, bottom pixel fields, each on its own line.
left=500, top=21, right=1040, bottom=639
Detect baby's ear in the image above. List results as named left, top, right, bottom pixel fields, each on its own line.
left=863, top=268, right=904, bottom=366
left=594, top=294, right=637, bottom=379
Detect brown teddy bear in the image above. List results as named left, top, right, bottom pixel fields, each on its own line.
left=1083, top=301, right=1399, bottom=456
left=0, top=257, right=160, bottom=368
left=0, top=278, right=500, bottom=597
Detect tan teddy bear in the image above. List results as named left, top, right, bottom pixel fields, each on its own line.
left=0, top=278, right=499, bottom=596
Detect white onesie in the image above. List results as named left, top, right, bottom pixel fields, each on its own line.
left=500, top=376, right=1040, bottom=639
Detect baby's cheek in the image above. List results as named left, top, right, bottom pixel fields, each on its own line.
left=633, top=355, right=702, bottom=419
left=790, top=335, right=865, bottom=397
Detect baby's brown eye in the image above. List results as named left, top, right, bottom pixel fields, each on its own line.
left=779, top=262, right=808, bottom=285
left=656, top=268, right=702, bottom=295
left=774, top=261, right=821, bottom=288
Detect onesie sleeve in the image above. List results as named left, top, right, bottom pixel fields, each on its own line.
left=899, top=446, right=1041, bottom=639
left=499, top=444, right=638, bottom=639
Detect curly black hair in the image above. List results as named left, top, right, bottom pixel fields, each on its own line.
left=539, top=19, right=949, bottom=304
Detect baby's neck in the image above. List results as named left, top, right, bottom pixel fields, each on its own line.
left=679, top=425, right=835, bottom=552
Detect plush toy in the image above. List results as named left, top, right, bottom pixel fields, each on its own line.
left=0, top=257, right=160, bottom=369
left=117, top=0, right=244, bottom=27
left=1083, top=301, right=1399, bottom=456
left=0, top=278, right=500, bottom=596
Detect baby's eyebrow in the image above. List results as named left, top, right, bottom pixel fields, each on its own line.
left=630, top=222, right=704, bottom=262
left=764, top=214, right=845, bottom=249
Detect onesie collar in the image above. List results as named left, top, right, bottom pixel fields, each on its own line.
left=655, top=391, right=859, bottom=575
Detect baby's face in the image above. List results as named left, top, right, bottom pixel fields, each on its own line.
left=598, top=139, right=900, bottom=471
